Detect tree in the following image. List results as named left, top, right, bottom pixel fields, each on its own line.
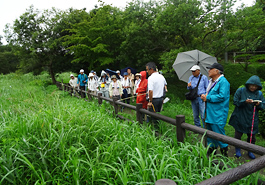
left=0, top=44, right=19, bottom=74
left=5, top=6, right=79, bottom=83
left=63, top=4, right=125, bottom=72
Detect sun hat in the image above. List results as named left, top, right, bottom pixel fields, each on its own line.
left=70, top=74, right=74, bottom=77
left=89, top=73, right=94, bottom=77
left=80, top=69, right=84, bottom=73
left=111, top=75, right=117, bottom=79
left=190, top=65, right=200, bottom=71
left=206, top=63, right=223, bottom=72
left=116, top=70, right=120, bottom=73
left=90, top=70, right=95, bottom=73
left=135, top=73, right=141, bottom=77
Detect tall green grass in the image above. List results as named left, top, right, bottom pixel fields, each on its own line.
left=0, top=73, right=261, bottom=184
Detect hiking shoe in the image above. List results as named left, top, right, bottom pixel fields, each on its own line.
left=248, top=152, right=255, bottom=159
left=235, top=148, right=241, bottom=158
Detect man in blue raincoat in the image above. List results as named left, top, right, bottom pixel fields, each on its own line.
left=229, top=75, right=265, bottom=159
left=77, top=69, right=88, bottom=96
left=201, top=63, right=230, bottom=157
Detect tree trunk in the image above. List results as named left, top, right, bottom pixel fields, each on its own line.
left=48, top=64, right=56, bottom=84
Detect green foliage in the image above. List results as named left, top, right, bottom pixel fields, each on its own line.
left=1, top=73, right=262, bottom=184
left=257, top=65, right=265, bottom=81
left=224, top=64, right=253, bottom=94
left=0, top=45, right=19, bottom=74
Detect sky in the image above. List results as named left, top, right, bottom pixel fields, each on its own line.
left=0, top=0, right=255, bottom=44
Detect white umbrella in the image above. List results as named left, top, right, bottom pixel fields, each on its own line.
left=172, top=49, right=217, bottom=83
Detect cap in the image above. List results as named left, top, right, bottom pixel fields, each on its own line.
left=206, top=63, right=223, bottom=72
left=135, top=73, right=141, bottom=76
left=190, top=65, right=200, bottom=71
left=80, top=69, right=84, bottom=73
left=88, top=73, right=94, bottom=77
left=111, top=75, right=117, bottom=79
left=90, top=70, right=95, bottom=73
left=123, top=72, right=128, bottom=76
left=70, top=74, right=74, bottom=77
left=116, top=70, right=120, bottom=73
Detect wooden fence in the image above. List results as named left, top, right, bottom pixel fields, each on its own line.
left=56, top=81, right=265, bottom=185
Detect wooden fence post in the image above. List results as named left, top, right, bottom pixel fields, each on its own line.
left=176, top=115, right=185, bottom=142
left=113, top=97, right=119, bottom=115
left=136, top=103, right=143, bottom=124
left=87, top=90, right=92, bottom=101
left=98, top=93, right=102, bottom=104
left=155, top=179, right=176, bottom=185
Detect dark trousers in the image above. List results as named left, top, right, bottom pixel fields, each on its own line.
left=122, top=94, right=131, bottom=104
left=79, top=86, right=86, bottom=97
left=112, top=95, right=121, bottom=100
left=149, top=97, right=163, bottom=125
left=235, top=130, right=256, bottom=145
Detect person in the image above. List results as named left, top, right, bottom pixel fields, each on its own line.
left=229, top=75, right=265, bottom=159
left=146, top=62, right=167, bottom=127
left=187, top=65, right=209, bottom=127
left=98, top=70, right=111, bottom=98
left=136, top=71, right=148, bottom=110
left=121, top=72, right=133, bottom=105
left=87, top=73, right=98, bottom=95
left=77, top=69, right=88, bottom=96
left=109, top=75, right=122, bottom=100
left=134, top=73, right=141, bottom=95
left=69, top=74, right=78, bottom=94
left=201, top=63, right=230, bottom=157
left=127, top=68, right=135, bottom=101
left=91, top=70, right=99, bottom=81
left=116, top=70, right=123, bottom=82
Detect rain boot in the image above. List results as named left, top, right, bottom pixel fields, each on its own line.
left=207, top=147, right=217, bottom=156
left=220, top=146, right=228, bottom=157
left=248, top=152, right=256, bottom=159
left=235, top=148, right=241, bottom=158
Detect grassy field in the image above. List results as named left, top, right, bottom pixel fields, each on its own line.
left=0, top=72, right=263, bottom=184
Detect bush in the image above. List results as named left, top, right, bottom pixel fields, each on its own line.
left=256, top=65, right=265, bottom=81
left=224, top=64, right=253, bottom=94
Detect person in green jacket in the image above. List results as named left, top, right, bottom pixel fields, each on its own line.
left=229, top=75, right=265, bottom=159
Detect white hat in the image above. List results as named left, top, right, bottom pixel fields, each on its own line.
left=101, top=70, right=107, bottom=76
left=89, top=73, right=94, bottom=77
left=80, top=69, right=84, bottom=73
left=135, top=73, right=141, bottom=76
left=190, top=65, right=200, bottom=71
left=116, top=70, right=120, bottom=73
left=70, top=74, right=74, bottom=77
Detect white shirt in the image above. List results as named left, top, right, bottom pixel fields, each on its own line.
left=121, top=77, right=132, bottom=94
left=206, top=74, right=224, bottom=94
left=148, top=72, right=166, bottom=98
left=88, top=78, right=98, bottom=91
left=134, top=79, right=141, bottom=94
left=69, top=78, right=78, bottom=88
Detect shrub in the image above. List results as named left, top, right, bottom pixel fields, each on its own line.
left=256, top=65, right=265, bottom=81
left=224, top=64, right=253, bottom=94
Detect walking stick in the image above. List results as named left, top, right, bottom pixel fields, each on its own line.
left=250, top=105, right=256, bottom=144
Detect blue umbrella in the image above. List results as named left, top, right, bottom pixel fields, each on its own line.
left=121, top=67, right=137, bottom=77
left=105, top=69, right=120, bottom=79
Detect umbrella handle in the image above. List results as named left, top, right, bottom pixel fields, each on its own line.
left=250, top=105, right=256, bottom=144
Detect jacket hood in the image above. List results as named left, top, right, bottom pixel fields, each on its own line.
left=245, top=75, right=262, bottom=90
left=140, top=71, right=147, bottom=80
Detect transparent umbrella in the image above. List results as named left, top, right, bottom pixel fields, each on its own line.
left=172, top=49, right=217, bottom=83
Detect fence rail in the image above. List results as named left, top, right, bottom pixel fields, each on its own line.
left=56, top=81, right=265, bottom=185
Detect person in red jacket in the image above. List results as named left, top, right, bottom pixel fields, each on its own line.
left=136, top=71, right=148, bottom=109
